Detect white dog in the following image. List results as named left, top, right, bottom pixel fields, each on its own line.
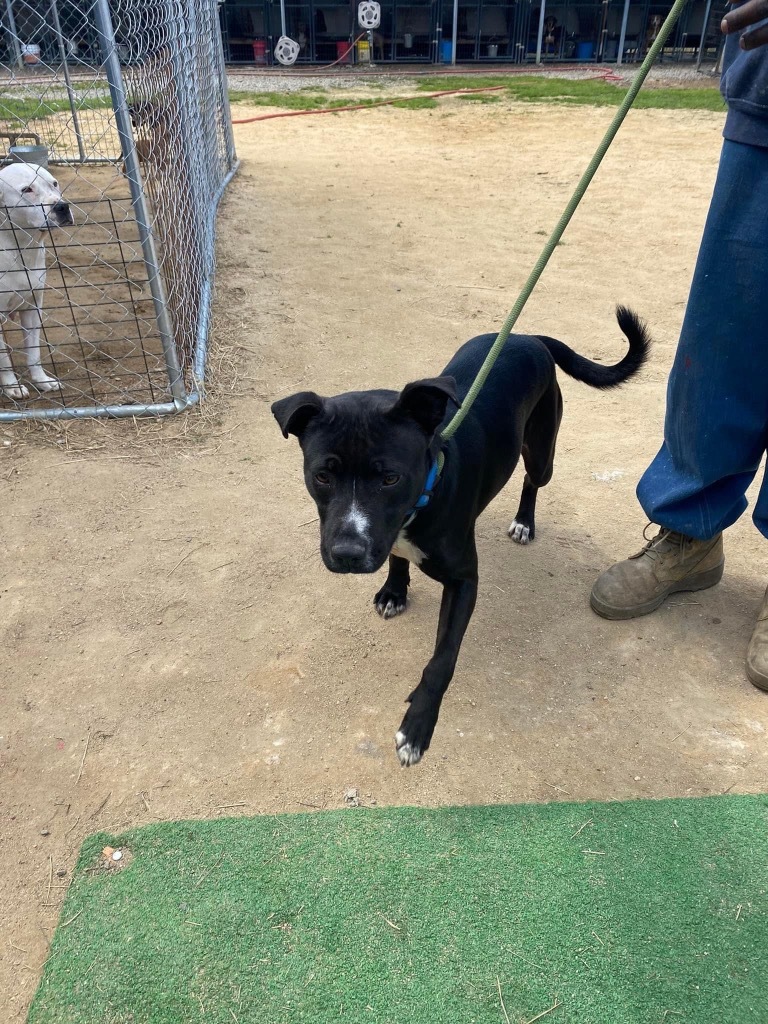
left=0, top=162, right=74, bottom=399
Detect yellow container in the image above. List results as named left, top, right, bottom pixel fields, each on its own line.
left=356, top=39, right=370, bottom=62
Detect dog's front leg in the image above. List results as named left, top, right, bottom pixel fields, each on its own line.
left=374, top=555, right=410, bottom=619
left=395, top=575, right=478, bottom=766
left=0, top=321, right=27, bottom=399
left=21, top=307, right=61, bottom=392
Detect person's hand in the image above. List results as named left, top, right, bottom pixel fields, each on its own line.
left=722, top=0, right=768, bottom=49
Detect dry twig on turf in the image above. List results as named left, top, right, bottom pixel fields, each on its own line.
left=496, top=976, right=511, bottom=1024
left=524, top=997, right=562, bottom=1024
left=570, top=818, right=593, bottom=839
left=508, top=950, right=547, bottom=972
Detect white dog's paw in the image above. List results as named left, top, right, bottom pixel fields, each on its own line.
left=395, top=730, right=423, bottom=767
left=508, top=520, right=531, bottom=545
left=29, top=373, right=62, bottom=393
left=1, top=382, right=29, bottom=400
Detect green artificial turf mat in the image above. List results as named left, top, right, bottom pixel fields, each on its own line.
left=29, top=796, right=768, bottom=1023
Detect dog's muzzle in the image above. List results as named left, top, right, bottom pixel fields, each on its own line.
left=48, top=201, right=74, bottom=227
left=327, top=537, right=372, bottom=573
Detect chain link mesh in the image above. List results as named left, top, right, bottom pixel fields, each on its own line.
left=0, top=0, right=236, bottom=419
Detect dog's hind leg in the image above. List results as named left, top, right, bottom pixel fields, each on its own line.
left=509, top=380, right=563, bottom=544
left=0, top=322, right=28, bottom=399
left=374, top=555, right=410, bottom=619
left=21, top=307, right=61, bottom=392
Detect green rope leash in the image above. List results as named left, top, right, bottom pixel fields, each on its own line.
left=439, top=0, right=688, bottom=444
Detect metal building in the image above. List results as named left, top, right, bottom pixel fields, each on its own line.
left=218, top=0, right=725, bottom=67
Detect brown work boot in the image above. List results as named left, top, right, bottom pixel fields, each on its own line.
left=590, top=526, right=724, bottom=620
left=746, top=586, right=768, bottom=692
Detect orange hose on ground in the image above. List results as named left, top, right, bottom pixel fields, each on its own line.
left=231, top=84, right=508, bottom=124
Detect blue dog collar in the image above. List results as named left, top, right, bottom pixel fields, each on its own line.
left=412, top=457, right=440, bottom=511
left=402, top=453, right=443, bottom=528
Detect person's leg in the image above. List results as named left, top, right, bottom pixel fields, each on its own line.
left=638, top=139, right=768, bottom=538
left=592, top=139, right=768, bottom=621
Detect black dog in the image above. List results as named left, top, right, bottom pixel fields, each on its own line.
left=272, top=307, right=650, bottom=766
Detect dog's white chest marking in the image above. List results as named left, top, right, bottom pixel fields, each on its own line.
left=391, top=530, right=426, bottom=565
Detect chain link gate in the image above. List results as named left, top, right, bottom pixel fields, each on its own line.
left=0, top=0, right=238, bottom=421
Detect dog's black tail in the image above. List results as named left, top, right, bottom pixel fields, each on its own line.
left=536, top=306, right=651, bottom=390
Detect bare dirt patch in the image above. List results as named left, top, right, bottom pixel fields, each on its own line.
left=2, top=96, right=766, bottom=1020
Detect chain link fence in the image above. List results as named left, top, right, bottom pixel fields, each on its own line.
left=0, top=0, right=237, bottom=420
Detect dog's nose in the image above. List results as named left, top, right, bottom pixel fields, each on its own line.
left=51, top=201, right=72, bottom=223
left=330, top=538, right=368, bottom=569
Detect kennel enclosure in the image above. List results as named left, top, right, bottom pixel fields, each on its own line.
left=0, top=0, right=237, bottom=421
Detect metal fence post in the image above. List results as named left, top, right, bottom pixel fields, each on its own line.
left=535, top=0, right=546, bottom=64
left=696, top=0, right=714, bottom=70
left=617, top=0, right=631, bottom=66
left=451, top=0, right=458, bottom=65
left=3, top=0, right=22, bottom=67
left=214, top=2, right=237, bottom=170
left=92, top=0, right=186, bottom=406
left=49, top=0, right=87, bottom=163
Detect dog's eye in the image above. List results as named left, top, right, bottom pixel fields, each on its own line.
left=52, top=180, right=58, bottom=189
left=382, top=473, right=400, bottom=487
left=314, top=470, right=331, bottom=486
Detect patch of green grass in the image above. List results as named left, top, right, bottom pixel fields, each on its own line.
left=228, top=90, right=331, bottom=109
left=228, top=90, right=437, bottom=112
left=416, top=74, right=725, bottom=111
left=418, top=75, right=511, bottom=91
left=390, top=96, right=439, bottom=109
left=457, top=92, right=502, bottom=103
left=228, top=78, right=724, bottom=116
left=27, top=796, right=768, bottom=1024
left=228, top=91, right=368, bottom=110
left=72, top=80, right=106, bottom=93
left=0, top=94, right=113, bottom=123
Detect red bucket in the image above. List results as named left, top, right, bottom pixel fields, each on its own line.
left=252, top=39, right=267, bottom=63
left=336, top=40, right=352, bottom=63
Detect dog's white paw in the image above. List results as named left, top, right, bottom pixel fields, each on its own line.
left=508, top=520, right=531, bottom=545
left=395, top=730, right=423, bottom=767
left=1, top=382, right=29, bottom=400
left=373, top=586, right=408, bottom=619
left=377, top=597, right=407, bottom=619
left=30, top=374, right=62, bottom=393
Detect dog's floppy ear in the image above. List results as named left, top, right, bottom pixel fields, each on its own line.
left=390, top=376, right=459, bottom=435
left=271, top=391, right=324, bottom=438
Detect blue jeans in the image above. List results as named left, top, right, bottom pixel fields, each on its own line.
left=637, top=139, right=768, bottom=541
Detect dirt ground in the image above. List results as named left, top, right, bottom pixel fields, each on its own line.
left=3, top=96, right=767, bottom=1020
